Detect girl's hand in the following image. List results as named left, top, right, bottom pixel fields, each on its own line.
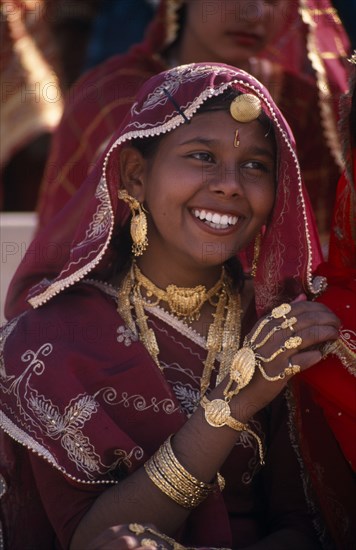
left=87, top=524, right=157, bottom=550
left=231, top=300, right=340, bottom=417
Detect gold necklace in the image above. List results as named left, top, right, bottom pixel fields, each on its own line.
left=117, top=264, right=242, bottom=396
left=133, top=262, right=225, bottom=323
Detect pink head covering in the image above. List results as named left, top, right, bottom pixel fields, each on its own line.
left=6, top=63, right=324, bottom=318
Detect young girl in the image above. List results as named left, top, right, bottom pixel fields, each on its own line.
left=33, top=0, right=346, bottom=238
left=0, top=64, right=343, bottom=549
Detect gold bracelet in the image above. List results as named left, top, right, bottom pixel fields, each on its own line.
left=145, top=455, right=202, bottom=508
left=201, top=396, right=264, bottom=465
left=144, top=436, right=223, bottom=509
left=161, top=436, right=224, bottom=491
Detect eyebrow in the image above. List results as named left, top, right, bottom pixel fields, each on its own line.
left=179, top=137, right=275, bottom=160
left=179, top=137, right=217, bottom=147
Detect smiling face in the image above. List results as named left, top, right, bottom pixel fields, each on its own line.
left=177, top=0, right=284, bottom=67
left=120, top=106, right=276, bottom=285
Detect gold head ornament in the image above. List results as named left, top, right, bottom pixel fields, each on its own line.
left=230, top=93, right=262, bottom=123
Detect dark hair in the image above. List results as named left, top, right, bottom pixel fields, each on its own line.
left=130, top=88, right=275, bottom=157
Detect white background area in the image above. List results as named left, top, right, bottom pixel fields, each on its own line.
left=0, top=212, right=37, bottom=324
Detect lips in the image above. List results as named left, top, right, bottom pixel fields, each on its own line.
left=227, top=32, right=262, bottom=48
left=192, top=208, right=240, bottom=230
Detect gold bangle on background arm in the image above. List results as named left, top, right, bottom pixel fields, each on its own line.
left=129, top=523, right=188, bottom=550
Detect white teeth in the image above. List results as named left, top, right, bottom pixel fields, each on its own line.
left=193, top=209, right=239, bottom=228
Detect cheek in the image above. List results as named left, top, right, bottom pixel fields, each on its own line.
left=249, top=183, right=275, bottom=219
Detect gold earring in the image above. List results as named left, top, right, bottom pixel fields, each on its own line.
left=251, top=232, right=261, bottom=277
left=118, top=189, right=148, bottom=256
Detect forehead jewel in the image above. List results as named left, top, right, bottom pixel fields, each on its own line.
left=230, top=93, right=262, bottom=123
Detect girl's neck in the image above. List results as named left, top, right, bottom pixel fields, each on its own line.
left=135, top=256, right=223, bottom=292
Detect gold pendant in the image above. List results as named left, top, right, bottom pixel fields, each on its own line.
left=166, top=284, right=206, bottom=320
left=224, top=346, right=256, bottom=400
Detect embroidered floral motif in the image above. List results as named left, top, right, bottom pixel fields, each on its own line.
left=0, top=343, right=143, bottom=481
left=72, top=177, right=112, bottom=253
left=132, top=65, right=229, bottom=115
left=117, top=325, right=138, bottom=346
left=172, top=384, right=200, bottom=416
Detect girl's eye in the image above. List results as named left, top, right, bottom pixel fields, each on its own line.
left=190, top=152, right=214, bottom=163
left=241, top=161, right=270, bottom=172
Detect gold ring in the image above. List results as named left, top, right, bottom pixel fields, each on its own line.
left=285, top=360, right=301, bottom=376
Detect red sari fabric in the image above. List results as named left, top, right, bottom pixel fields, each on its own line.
left=300, top=155, right=356, bottom=472
left=32, top=0, right=345, bottom=238
left=0, top=283, right=318, bottom=549
left=0, top=64, right=351, bottom=548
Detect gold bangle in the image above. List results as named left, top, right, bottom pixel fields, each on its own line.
left=162, top=436, right=224, bottom=491
left=145, top=456, right=202, bottom=508
left=201, top=396, right=264, bottom=465
left=144, top=436, right=223, bottom=509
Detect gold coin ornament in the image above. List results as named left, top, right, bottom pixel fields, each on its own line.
left=230, top=93, right=262, bottom=123
left=203, top=398, right=231, bottom=428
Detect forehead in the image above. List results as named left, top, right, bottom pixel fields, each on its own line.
left=156, top=109, right=276, bottom=150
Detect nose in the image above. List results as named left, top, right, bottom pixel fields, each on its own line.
left=235, top=0, right=268, bottom=25
left=207, top=163, right=243, bottom=198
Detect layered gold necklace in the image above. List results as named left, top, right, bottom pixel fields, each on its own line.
left=117, top=262, right=242, bottom=396
left=133, top=262, right=225, bottom=323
